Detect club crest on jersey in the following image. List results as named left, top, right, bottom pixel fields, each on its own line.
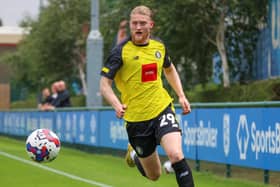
left=155, top=51, right=161, bottom=59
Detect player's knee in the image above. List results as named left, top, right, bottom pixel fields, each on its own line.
left=167, top=151, right=184, bottom=163
left=147, top=170, right=161, bottom=181
left=147, top=174, right=160, bottom=181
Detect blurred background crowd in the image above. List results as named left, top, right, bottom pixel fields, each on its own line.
left=37, top=80, right=71, bottom=111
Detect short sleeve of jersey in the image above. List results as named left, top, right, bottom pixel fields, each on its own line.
left=163, top=46, right=172, bottom=68
left=100, top=45, right=123, bottom=79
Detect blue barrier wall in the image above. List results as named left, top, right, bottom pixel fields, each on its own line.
left=253, top=0, right=280, bottom=79
left=1, top=106, right=280, bottom=171
left=270, top=0, right=280, bottom=77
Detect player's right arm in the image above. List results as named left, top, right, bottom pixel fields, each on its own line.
left=100, top=44, right=126, bottom=118
left=100, top=77, right=126, bottom=118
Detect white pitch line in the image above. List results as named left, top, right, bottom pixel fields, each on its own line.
left=0, top=151, right=113, bottom=187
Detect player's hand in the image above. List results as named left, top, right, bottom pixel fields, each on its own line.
left=179, top=97, right=191, bottom=115
left=115, top=104, right=127, bottom=118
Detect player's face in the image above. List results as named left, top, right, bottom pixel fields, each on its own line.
left=130, top=13, right=153, bottom=45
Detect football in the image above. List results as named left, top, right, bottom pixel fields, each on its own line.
left=26, top=128, right=61, bottom=162
left=163, top=160, right=174, bottom=174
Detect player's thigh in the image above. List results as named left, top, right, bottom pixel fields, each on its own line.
left=139, top=151, right=162, bottom=178
left=161, top=132, right=184, bottom=163
left=126, top=121, right=156, bottom=157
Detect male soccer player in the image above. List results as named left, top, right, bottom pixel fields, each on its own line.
left=100, top=5, right=194, bottom=187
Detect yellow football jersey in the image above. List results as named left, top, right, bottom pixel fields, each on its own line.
left=101, top=37, right=173, bottom=122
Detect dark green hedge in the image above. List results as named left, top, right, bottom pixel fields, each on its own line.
left=11, top=78, right=280, bottom=109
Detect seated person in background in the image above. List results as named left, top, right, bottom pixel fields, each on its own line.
left=40, top=81, right=60, bottom=111
left=46, top=81, right=60, bottom=109
left=58, top=80, right=72, bottom=107
left=51, top=80, right=72, bottom=108
left=116, top=19, right=128, bottom=45
left=38, top=87, right=53, bottom=111
left=51, top=81, right=59, bottom=101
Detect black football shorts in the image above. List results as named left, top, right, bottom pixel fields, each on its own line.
left=125, top=104, right=181, bottom=158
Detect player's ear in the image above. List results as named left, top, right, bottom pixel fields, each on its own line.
left=150, top=21, right=154, bottom=28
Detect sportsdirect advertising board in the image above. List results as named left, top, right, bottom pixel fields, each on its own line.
left=0, top=107, right=280, bottom=171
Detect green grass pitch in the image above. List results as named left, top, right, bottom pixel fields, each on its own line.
left=0, top=136, right=272, bottom=187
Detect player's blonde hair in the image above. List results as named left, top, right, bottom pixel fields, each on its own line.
left=130, top=5, right=153, bottom=19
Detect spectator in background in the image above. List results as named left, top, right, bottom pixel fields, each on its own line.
left=51, top=80, right=72, bottom=108
left=39, top=81, right=60, bottom=111
left=58, top=80, right=72, bottom=107
left=38, top=87, right=53, bottom=111
left=51, top=81, right=60, bottom=102
left=116, top=19, right=128, bottom=45
left=38, top=80, right=72, bottom=110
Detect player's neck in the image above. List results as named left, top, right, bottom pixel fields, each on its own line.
left=132, top=37, right=150, bottom=46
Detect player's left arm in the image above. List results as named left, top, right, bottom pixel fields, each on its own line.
left=163, top=63, right=191, bottom=115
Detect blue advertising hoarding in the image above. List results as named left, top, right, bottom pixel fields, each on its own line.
left=254, top=0, right=280, bottom=79
left=52, top=111, right=99, bottom=146
left=270, top=0, right=280, bottom=76
left=0, top=106, right=280, bottom=171
left=99, top=110, right=128, bottom=150
left=180, top=107, right=280, bottom=171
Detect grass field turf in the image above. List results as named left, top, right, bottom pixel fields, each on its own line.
left=0, top=136, right=273, bottom=187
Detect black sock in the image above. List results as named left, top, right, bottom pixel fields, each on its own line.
left=172, top=158, right=194, bottom=187
left=134, top=155, right=146, bottom=177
